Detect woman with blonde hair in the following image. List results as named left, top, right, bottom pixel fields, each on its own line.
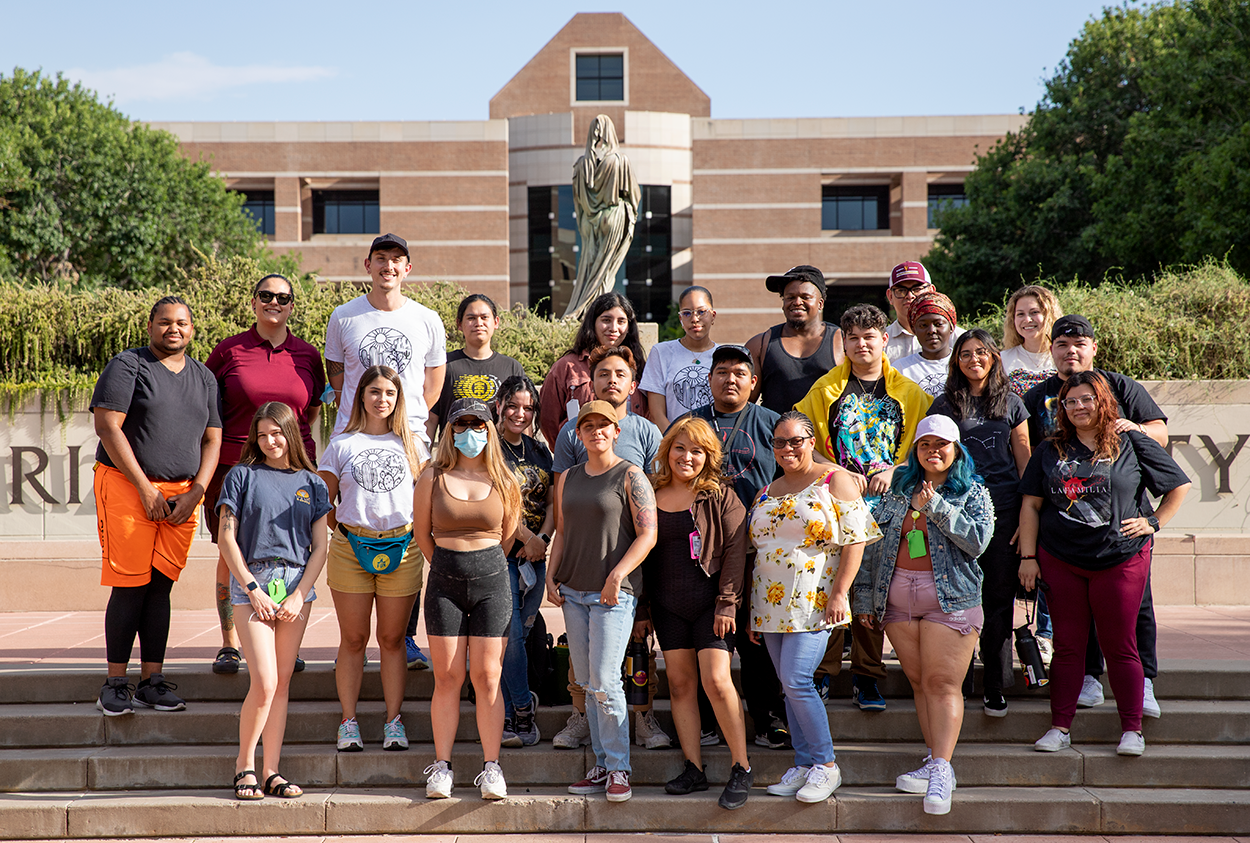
left=414, top=397, right=521, bottom=800
left=1000, top=285, right=1063, bottom=396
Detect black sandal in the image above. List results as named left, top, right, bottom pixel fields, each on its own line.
left=213, top=647, right=241, bottom=675
left=233, top=770, right=263, bottom=801
left=264, top=773, right=303, bottom=798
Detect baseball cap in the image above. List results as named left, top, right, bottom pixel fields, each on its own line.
left=1051, top=315, right=1095, bottom=341
left=913, top=414, right=961, bottom=444
left=576, top=399, right=620, bottom=426
left=765, top=265, right=827, bottom=297
left=446, top=397, right=491, bottom=425
left=368, top=233, right=409, bottom=258
left=711, top=344, right=754, bottom=372
left=888, top=261, right=933, bottom=290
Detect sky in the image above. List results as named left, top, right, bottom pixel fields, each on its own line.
left=1, top=1, right=1120, bottom=122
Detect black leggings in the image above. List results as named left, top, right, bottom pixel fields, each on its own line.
left=105, top=569, right=175, bottom=664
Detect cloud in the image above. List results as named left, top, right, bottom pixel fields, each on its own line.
left=66, top=52, right=337, bottom=103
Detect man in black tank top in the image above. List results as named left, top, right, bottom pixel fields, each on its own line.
left=745, top=265, right=844, bottom=414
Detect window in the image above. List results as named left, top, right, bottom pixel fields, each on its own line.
left=237, top=190, right=274, bottom=236
left=928, top=184, right=968, bottom=228
left=620, top=185, right=672, bottom=323
left=576, top=54, right=624, bottom=101
left=822, top=185, right=889, bottom=231
left=312, top=190, right=379, bottom=235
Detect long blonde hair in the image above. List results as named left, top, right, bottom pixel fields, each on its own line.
left=650, top=416, right=724, bottom=497
left=431, top=417, right=522, bottom=518
left=343, top=365, right=424, bottom=476
left=1002, top=285, right=1062, bottom=351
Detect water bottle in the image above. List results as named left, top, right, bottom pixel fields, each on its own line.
left=623, top=638, right=650, bottom=706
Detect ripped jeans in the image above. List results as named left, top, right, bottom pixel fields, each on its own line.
left=560, top=585, right=636, bottom=773
left=502, top=557, right=546, bottom=717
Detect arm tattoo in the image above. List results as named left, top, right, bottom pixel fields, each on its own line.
left=219, top=508, right=238, bottom=535
left=326, top=359, right=345, bottom=377
left=628, top=468, right=657, bottom=531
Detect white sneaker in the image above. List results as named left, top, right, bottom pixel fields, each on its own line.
left=795, top=763, right=841, bottom=803
left=1037, top=637, right=1053, bottom=666
left=475, top=760, right=507, bottom=799
left=1142, top=677, right=1161, bottom=718
left=765, top=765, right=811, bottom=797
left=1117, top=730, right=1145, bottom=756
left=634, top=709, right=672, bottom=749
left=895, top=754, right=934, bottom=793
left=923, top=759, right=955, bottom=815
left=1034, top=728, right=1071, bottom=752
left=1077, top=675, right=1105, bottom=707
left=552, top=710, right=591, bottom=749
left=424, top=760, right=453, bottom=799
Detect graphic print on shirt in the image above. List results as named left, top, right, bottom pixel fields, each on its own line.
left=514, top=462, right=551, bottom=532
left=452, top=373, right=501, bottom=403
left=671, top=364, right=713, bottom=412
left=1040, top=395, right=1062, bottom=437
left=830, top=393, right=902, bottom=475
left=914, top=372, right=946, bottom=396
left=358, top=327, right=413, bottom=373
left=715, top=425, right=757, bottom=480
left=1052, top=456, right=1111, bottom=527
left=351, top=449, right=408, bottom=493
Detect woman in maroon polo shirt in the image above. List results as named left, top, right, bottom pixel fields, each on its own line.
left=204, top=274, right=327, bottom=674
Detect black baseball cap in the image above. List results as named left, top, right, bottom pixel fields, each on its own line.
left=1051, top=314, right=1095, bottom=341
left=368, top=233, right=409, bottom=258
left=446, top=397, right=491, bottom=425
left=711, top=344, right=754, bottom=372
left=765, top=265, right=827, bottom=297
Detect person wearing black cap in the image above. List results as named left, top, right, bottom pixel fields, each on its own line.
left=744, top=266, right=844, bottom=416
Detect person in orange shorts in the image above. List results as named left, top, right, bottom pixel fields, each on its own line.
left=90, top=295, right=222, bottom=716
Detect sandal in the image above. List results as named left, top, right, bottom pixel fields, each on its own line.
left=213, top=647, right=241, bottom=675
left=264, top=773, right=303, bottom=798
left=233, top=769, right=263, bottom=801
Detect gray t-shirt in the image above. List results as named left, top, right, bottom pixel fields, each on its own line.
left=554, top=461, right=641, bottom=594
left=90, top=347, right=222, bottom=480
left=552, top=411, right=661, bottom=474
left=216, top=464, right=332, bottom=565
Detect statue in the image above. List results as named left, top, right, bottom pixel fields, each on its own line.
left=563, top=114, right=641, bottom=320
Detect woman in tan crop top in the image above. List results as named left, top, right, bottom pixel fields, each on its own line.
left=414, top=397, right=520, bottom=801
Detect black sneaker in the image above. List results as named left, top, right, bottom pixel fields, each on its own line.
left=983, top=690, right=1008, bottom=718
left=754, top=716, right=790, bottom=749
left=514, top=703, right=541, bottom=747
left=718, top=762, right=753, bottom=810
left=133, top=674, right=186, bottom=711
left=96, top=677, right=135, bottom=717
left=664, top=759, right=709, bottom=795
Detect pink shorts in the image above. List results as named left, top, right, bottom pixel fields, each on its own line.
left=882, top=568, right=983, bottom=635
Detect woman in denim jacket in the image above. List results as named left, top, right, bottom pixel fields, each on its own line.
left=853, top=415, right=992, bottom=816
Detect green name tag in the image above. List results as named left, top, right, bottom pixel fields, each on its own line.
left=906, top=528, right=927, bottom=559
left=267, top=578, right=287, bottom=604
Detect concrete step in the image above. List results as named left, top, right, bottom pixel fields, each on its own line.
left=3, top=784, right=1249, bottom=838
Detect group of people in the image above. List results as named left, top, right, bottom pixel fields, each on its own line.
left=88, top=235, right=1190, bottom=816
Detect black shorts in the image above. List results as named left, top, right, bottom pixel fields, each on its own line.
left=423, top=545, right=511, bottom=638
left=652, top=600, right=735, bottom=653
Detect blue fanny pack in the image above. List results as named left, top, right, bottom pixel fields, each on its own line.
left=339, top=525, right=412, bottom=575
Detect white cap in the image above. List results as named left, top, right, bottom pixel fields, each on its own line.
left=914, top=415, right=961, bottom=444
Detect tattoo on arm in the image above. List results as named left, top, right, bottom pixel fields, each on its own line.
left=326, top=360, right=345, bottom=377
left=628, top=468, right=657, bottom=531
left=219, top=508, right=238, bottom=535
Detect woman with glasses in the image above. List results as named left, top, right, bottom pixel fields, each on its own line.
left=928, top=329, right=1031, bottom=717
left=205, top=275, right=325, bottom=676
left=747, top=411, right=881, bottom=804
left=414, top=397, right=521, bottom=800
left=639, top=286, right=718, bottom=430
left=1019, top=371, right=1189, bottom=758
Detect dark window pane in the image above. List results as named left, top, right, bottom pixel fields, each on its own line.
left=575, top=52, right=624, bottom=101
left=600, top=54, right=623, bottom=76
left=600, top=79, right=624, bottom=101
left=576, top=55, right=599, bottom=76
left=237, top=189, right=275, bottom=236
left=325, top=204, right=339, bottom=233
left=576, top=79, right=599, bottom=101
left=822, top=185, right=889, bottom=231
left=312, top=190, right=380, bottom=235
left=927, top=184, right=968, bottom=227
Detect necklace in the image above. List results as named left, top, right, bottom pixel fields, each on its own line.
left=853, top=372, right=881, bottom=398
left=500, top=436, right=524, bottom=462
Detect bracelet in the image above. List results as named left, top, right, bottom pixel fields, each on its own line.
left=1019, top=555, right=1037, bottom=561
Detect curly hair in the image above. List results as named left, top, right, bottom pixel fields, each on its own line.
left=840, top=303, right=888, bottom=335
left=650, top=416, right=724, bottom=496
left=1052, top=370, right=1122, bottom=462
left=1002, top=285, right=1062, bottom=351
left=588, top=344, right=638, bottom=381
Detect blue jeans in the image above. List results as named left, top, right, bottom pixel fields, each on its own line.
left=560, top=585, right=636, bottom=773
left=1036, top=590, right=1053, bottom=639
left=502, top=557, right=546, bottom=717
left=763, top=630, right=835, bottom=768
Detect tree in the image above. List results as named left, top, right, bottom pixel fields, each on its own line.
left=926, top=0, right=1250, bottom=316
left=0, top=68, right=264, bottom=289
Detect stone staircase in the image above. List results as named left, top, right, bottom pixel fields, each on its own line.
left=1, top=659, right=1248, bottom=838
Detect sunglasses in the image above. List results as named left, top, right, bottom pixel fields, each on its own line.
left=451, top=418, right=488, bottom=431
left=771, top=435, right=813, bottom=450
left=256, top=291, right=294, bottom=305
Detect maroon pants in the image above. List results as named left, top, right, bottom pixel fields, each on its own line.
left=1038, top=541, right=1151, bottom=732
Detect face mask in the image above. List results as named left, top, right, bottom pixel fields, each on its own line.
left=453, top=428, right=488, bottom=459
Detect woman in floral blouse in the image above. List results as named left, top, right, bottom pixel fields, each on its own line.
left=748, top=411, right=881, bottom=804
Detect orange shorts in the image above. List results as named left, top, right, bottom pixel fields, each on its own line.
left=94, top=463, right=201, bottom=588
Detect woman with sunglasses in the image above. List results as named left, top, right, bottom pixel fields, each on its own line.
left=638, top=286, right=718, bottom=430
left=205, top=275, right=325, bottom=676
left=747, top=411, right=880, bottom=804
left=414, top=397, right=521, bottom=800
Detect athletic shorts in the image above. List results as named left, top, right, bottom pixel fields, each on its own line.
left=94, top=463, right=199, bottom=588
left=326, top=524, right=424, bottom=598
left=424, top=545, right=511, bottom=638
left=882, top=567, right=983, bottom=635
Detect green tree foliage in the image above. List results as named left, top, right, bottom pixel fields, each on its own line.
left=0, top=68, right=263, bottom=289
left=926, top=0, right=1250, bottom=316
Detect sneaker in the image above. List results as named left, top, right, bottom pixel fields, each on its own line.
left=718, top=762, right=753, bottom=810
left=766, top=765, right=810, bottom=797
left=552, top=710, right=591, bottom=749
left=424, top=760, right=453, bottom=798
left=755, top=716, right=791, bottom=749
left=795, top=762, right=841, bottom=803
left=406, top=636, right=430, bottom=670
left=476, top=760, right=507, bottom=799
left=1037, top=637, right=1054, bottom=665
left=923, top=759, right=955, bottom=815
left=983, top=691, right=1008, bottom=718
left=1142, top=677, right=1161, bottom=718
left=700, top=728, right=721, bottom=746
left=895, top=754, right=934, bottom=793
left=293, top=655, right=305, bottom=673
left=851, top=676, right=886, bottom=711
left=606, top=770, right=632, bottom=802
left=133, top=674, right=186, bottom=711
left=336, top=717, right=364, bottom=752
left=382, top=714, right=409, bottom=751
left=635, top=710, right=672, bottom=749
left=513, top=702, right=541, bottom=746
left=814, top=674, right=830, bottom=703
left=664, top=759, right=709, bottom=795
left=96, top=677, right=135, bottom=717
left=568, top=765, right=608, bottom=795
left=1034, top=727, right=1071, bottom=752
left=1117, top=730, right=1145, bottom=756
left=1077, top=675, right=1105, bottom=707
left=501, top=716, right=522, bottom=748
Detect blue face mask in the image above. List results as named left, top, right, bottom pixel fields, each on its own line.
left=453, top=428, right=488, bottom=458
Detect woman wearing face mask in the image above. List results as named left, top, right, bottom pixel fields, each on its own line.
left=414, top=398, right=521, bottom=801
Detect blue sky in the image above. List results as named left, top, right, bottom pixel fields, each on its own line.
left=2, top=0, right=1118, bottom=122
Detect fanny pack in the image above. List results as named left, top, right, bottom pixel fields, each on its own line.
left=339, top=524, right=412, bottom=575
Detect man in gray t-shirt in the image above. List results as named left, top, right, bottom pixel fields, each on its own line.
left=552, top=347, right=660, bottom=474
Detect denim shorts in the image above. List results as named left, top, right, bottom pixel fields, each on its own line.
left=230, top=559, right=317, bottom=606
left=882, top=568, right=982, bottom=635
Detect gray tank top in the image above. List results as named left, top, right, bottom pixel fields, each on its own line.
left=759, top=322, right=840, bottom=414
left=556, top=460, right=641, bottom=594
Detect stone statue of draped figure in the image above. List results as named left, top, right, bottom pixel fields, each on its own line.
left=563, top=114, right=641, bottom=320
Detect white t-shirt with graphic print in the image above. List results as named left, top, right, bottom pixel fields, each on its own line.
left=637, top=338, right=718, bottom=425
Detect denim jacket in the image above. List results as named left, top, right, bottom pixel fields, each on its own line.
left=852, top=481, right=994, bottom=621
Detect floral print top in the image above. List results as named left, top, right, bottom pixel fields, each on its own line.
left=747, top=475, right=882, bottom=633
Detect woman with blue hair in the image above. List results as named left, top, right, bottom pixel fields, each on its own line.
left=853, top=415, right=992, bottom=816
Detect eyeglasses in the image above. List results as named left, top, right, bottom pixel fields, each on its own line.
left=1061, top=396, right=1097, bottom=409
left=771, top=435, right=813, bottom=450
left=679, top=308, right=712, bottom=321
left=256, top=291, right=294, bottom=305
left=958, top=349, right=992, bottom=361
left=890, top=284, right=931, bottom=300
left=451, top=418, right=488, bottom=431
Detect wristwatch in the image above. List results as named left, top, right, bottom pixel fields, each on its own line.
left=539, top=533, right=551, bottom=544
left=246, top=581, right=260, bottom=592
left=1146, top=515, right=1160, bottom=532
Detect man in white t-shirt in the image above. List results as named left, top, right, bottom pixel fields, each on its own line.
left=892, top=291, right=958, bottom=397
left=325, top=233, right=447, bottom=445
left=884, top=261, right=963, bottom=363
